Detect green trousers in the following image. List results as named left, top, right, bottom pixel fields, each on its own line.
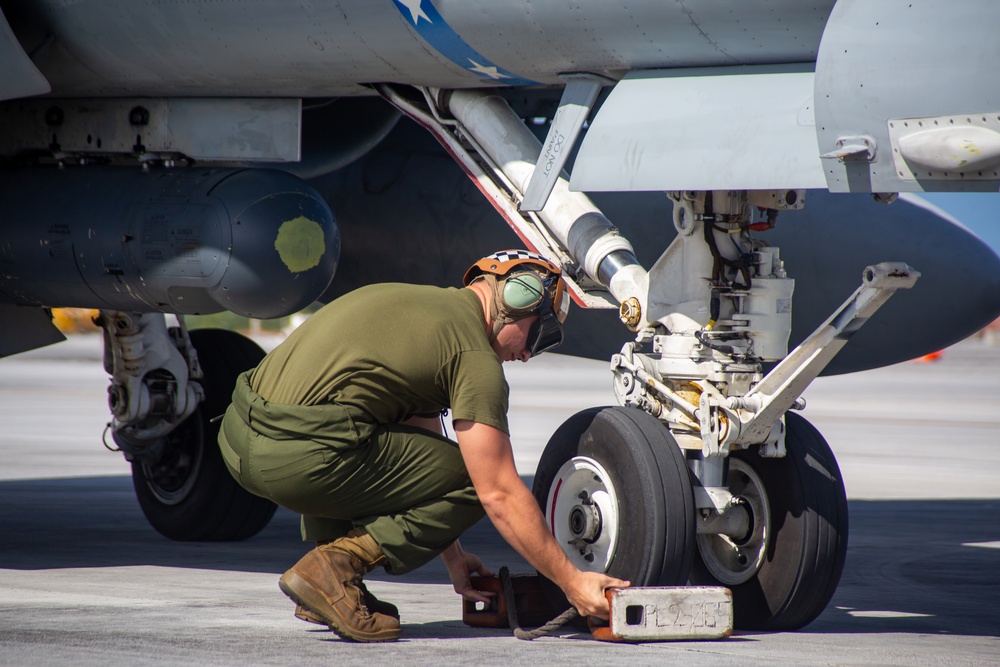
left=218, top=372, right=485, bottom=574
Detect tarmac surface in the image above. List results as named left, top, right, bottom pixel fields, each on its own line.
left=0, top=332, right=998, bottom=666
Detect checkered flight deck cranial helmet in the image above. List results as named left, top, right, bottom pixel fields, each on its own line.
left=463, top=250, right=570, bottom=356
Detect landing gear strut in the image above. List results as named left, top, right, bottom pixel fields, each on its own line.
left=100, top=313, right=276, bottom=541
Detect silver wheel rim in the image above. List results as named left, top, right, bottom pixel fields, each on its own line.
left=140, top=415, right=203, bottom=506
left=544, top=456, right=619, bottom=572
left=696, top=458, right=771, bottom=586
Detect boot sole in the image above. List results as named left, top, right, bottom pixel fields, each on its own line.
left=294, top=605, right=327, bottom=626
left=298, top=600, right=398, bottom=624
left=279, top=571, right=402, bottom=642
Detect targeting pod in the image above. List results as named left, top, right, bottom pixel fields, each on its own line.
left=0, top=167, right=339, bottom=319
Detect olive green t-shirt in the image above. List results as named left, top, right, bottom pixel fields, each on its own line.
left=249, top=284, right=509, bottom=434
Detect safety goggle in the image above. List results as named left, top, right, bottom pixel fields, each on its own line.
left=526, top=307, right=564, bottom=356
left=499, top=270, right=568, bottom=356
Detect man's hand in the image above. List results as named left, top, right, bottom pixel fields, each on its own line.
left=563, top=571, right=631, bottom=620
left=440, top=540, right=494, bottom=603
left=453, top=420, right=633, bottom=620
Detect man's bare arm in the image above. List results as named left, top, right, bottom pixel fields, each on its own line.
left=453, top=419, right=628, bottom=619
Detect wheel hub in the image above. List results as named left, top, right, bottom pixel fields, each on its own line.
left=139, top=410, right=203, bottom=506
left=568, top=492, right=603, bottom=543
left=696, top=458, right=770, bottom=586
left=545, top=457, right=619, bottom=571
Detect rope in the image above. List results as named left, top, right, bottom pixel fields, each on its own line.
left=499, top=566, right=579, bottom=640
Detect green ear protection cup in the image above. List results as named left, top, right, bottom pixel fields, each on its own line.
left=502, top=272, right=545, bottom=310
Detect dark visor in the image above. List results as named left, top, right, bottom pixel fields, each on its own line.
left=527, top=308, right=563, bottom=356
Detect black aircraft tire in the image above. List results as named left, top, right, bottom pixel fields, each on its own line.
left=532, top=407, right=696, bottom=613
left=690, top=412, right=849, bottom=631
left=131, top=328, right=276, bottom=541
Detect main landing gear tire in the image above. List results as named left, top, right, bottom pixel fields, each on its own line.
left=689, top=412, right=849, bottom=631
left=532, top=407, right=696, bottom=611
left=131, top=328, right=277, bottom=541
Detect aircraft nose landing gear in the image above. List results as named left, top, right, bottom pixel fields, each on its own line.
left=533, top=255, right=905, bottom=630
left=534, top=409, right=847, bottom=631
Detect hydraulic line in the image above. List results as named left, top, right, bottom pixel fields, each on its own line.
left=438, top=89, right=647, bottom=304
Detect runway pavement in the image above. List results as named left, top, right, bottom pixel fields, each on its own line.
left=0, top=332, right=998, bottom=666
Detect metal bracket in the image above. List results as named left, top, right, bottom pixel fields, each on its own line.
left=611, top=342, right=700, bottom=421
left=591, top=587, right=733, bottom=642
left=693, top=486, right=735, bottom=513
left=730, top=262, right=919, bottom=446
left=0, top=98, right=301, bottom=161
left=698, top=392, right=742, bottom=458
left=820, top=134, right=877, bottom=162
left=520, top=73, right=609, bottom=212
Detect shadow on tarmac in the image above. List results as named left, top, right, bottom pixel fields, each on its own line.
left=1, top=474, right=997, bottom=638
left=0, top=474, right=529, bottom=581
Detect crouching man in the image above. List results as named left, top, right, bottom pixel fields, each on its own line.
left=218, top=250, right=628, bottom=641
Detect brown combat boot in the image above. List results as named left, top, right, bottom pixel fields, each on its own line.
left=295, top=580, right=400, bottom=625
left=294, top=538, right=400, bottom=625
left=279, top=531, right=401, bottom=642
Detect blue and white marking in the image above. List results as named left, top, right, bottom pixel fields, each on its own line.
left=392, top=0, right=537, bottom=86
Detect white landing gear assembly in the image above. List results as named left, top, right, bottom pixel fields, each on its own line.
left=380, top=84, right=919, bottom=635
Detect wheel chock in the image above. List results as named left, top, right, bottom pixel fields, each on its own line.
left=590, top=587, right=733, bottom=642
left=462, top=573, right=560, bottom=629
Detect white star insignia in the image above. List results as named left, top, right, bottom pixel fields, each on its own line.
left=397, top=0, right=431, bottom=25
left=467, top=59, right=509, bottom=80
